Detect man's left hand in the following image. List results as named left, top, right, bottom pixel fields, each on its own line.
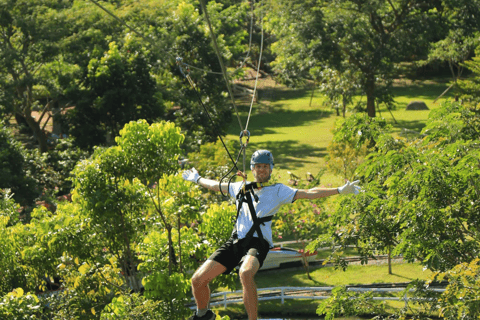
left=338, top=180, right=361, bottom=195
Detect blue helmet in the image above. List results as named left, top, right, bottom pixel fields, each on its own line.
left=250, top=150, right=274, bottom=170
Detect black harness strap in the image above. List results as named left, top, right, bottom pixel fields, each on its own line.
left=233, top=182, right=273, bottom=248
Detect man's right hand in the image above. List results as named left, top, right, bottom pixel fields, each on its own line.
left=182, top=168, right=201, bottom=183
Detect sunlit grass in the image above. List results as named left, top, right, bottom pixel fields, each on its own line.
left=223, top=77, right=452, bottom=188
left=214, top=262, right=434, bottom=319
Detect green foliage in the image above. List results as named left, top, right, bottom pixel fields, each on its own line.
left=116, top=119, right=184, bottom=182
left=199, top=202, right=236, bottom=249
left=331, top=113, right=392, bottom=148
left=141, top=272, right=190, bottom=320
left=326, top=113, right=390, bottom=181
left=66, top=39, right=164, bottom=149
left=350, top=102, right=479, bottom=272
left=311, top=99, right=480, bottom=287
left=326, top=141, right=368, bottom=181
left=0, top=288, right=42, bottom=320
left=186, top=138, right=239, bottom=203
left=421, top=100, right=480, bottom=144
left=187, top=138, right=238, bottom=180
left=0, top=127, right=37, bottom=206
left=100, top=293, right=163, bottom=320
left=0, top=0, right=91, bottom=152
left=0, top=189, right=20, bottom=226
left=266, top=0, right=442, bottom=116
left=0, top=191, right=22, bottom=296
left=316, top=286, right=387, bottom=320
left=44, top=255, right=124, bottom=320
left=434, top=259, right=480, bottom=319
left=197, top=203, right=238, bottom=291
left=458, top=45, right=480, bottom=105
left=316, top=66, right=362, bottom=117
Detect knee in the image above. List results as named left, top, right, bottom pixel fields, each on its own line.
left=239, top=267, right=255, bottom=284
left=191, top=271, right=208, bottom=289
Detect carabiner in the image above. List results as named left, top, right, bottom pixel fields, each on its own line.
left=239, top=130, right=250, bottom=146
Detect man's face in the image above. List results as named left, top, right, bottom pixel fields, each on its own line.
left=252, top=163, right=272, bottom=183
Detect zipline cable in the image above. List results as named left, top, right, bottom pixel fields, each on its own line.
left=199, top=0, right=244, bottom=134
left=199, top=0, right=264, bottom=180
left=89, top=0, right=155, bottom=47
left=177, top=59, right=240, bottom=172
left=244, top=2, right=264, bottom=132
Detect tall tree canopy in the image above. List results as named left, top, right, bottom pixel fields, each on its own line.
left=265, top=0, right=445, bottom=117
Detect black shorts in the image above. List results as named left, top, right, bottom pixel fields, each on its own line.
left=208, top=237, right=271, bottom=274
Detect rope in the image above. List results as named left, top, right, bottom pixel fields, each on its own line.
left=177, top=59, right=240, bottom=172
left=244, top=2, right=264, bottom=132
left=199, top=0, right=244, bottom=133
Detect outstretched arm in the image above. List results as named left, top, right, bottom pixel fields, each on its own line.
left=293, top=180, right=361, bottom=201
left=182, top=168, right=229, bottom=193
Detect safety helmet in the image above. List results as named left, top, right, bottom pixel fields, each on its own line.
left=250, top=150, right=274, bottom=170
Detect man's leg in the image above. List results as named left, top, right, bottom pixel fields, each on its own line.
left=191, top=260, right=227, bottom=312
left=239, top=254, right=261, bottom=320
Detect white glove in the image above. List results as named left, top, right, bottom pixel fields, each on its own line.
left=338, top=180, right=361, bottom=195
left=182, top=168, right=201, bottom=184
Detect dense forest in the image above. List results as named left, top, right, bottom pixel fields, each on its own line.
left=1, top=0, right=480, bottom=319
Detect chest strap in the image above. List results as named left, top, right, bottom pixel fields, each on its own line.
left=233, top=183, right=273, bottom=246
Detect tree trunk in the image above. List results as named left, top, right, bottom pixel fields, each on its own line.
left=24, top=110, right=49, bottom=153
left=178, top=217, right=183, bottom=273
left=388, top=246, right=392, bottom=275
left=365, top=75, right=376, bottom=118
left=301, top=242, right=312, bottom=280
left=309, top=80, right=316, bottom=107
left=167, top=227, right=177, bottom=275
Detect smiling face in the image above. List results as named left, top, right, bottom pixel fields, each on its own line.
left=252, top=163, right=272, bottom=183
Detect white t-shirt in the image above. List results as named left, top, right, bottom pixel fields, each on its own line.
left=229, top=181, right=297, bottom=247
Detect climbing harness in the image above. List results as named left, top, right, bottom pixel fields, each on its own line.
left=232, top=182, right=272, bottom=247
left=231, top=150, right=275, bottom=248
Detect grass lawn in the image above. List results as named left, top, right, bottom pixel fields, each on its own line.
left=214, top=262, right=434, bottom=319
left=225, top=76, right=453, bottom=187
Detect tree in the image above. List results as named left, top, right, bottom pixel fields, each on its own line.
left=458, top=45, right=480, bottom=105
left=65, top=38, right=164, bottom=149
left=0, top=127, right=37, bottom=206
left=0, top=0, right=93, bottom=152
left=0, top=189, right=22, bottom=296
left=326, top=113, right=390, bottom=182
left=425, top=0, right=480, bottom=101
left=353, top=101, right=479, bottom=272
left=265, top=0, right=442, bottom=117
left=426, top=29, right=479, bottom=101
left=315, top=66, right=361, bottom=117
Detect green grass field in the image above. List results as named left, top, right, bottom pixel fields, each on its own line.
left=226, top=76, right=452, bottom=187
left=214, top=262, right=434, bottom=319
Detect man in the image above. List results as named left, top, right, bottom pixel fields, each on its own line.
left=182, top=149, right=361, bottom=320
